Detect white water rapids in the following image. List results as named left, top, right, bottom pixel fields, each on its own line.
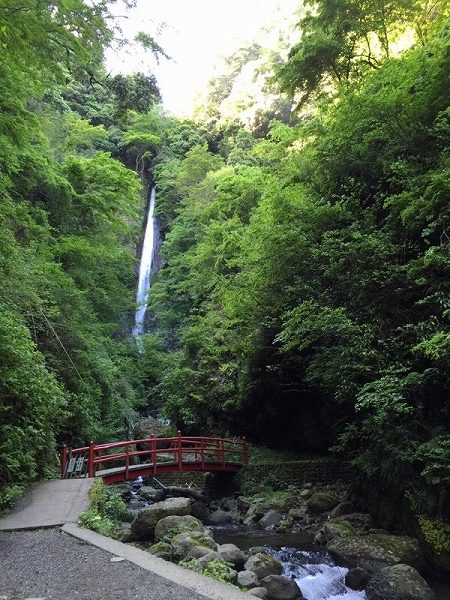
left=269, top=546, right=366, bottom=600
left=133, top=187, right=157, bottom=338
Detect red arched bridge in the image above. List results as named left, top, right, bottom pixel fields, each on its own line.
left=61, top=432, right=248, bottom=484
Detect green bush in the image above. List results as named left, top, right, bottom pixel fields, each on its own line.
left=418, top=516, right=450, bottom=556
left=78, top=479, right=132, bottom=537
left=179, top=557, right=237, bottom=585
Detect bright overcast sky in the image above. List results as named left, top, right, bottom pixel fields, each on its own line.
left=107, top=0, right=298, bottom=116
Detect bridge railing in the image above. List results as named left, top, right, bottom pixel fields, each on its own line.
left=61, top=431, right=248, bottom=479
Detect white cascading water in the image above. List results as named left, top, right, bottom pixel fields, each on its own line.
left=269, top=547, right=366, bottom=600
left=133, top=187, right=157, bottom=338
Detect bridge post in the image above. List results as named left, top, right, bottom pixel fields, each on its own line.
left=150, top=434, right=156, bottom=474
left=61, top=444, right=67, bottom=478
left=88, top=440, right=95, bottom=477
left=243, top=437, right=248, bottom=464
left=177, top=430, right=182, bottom=471
left=125, top=442, right=129, bottom=479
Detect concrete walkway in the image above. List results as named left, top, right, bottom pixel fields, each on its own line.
left=0, top=478, right=93, bottom=530
left=0, top=479, right=248, bottom=600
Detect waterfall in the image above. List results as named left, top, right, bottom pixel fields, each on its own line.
left=133, top=187, right=157, bottom=338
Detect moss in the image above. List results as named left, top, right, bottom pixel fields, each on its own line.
left=149, top=541, right=173, bottom=561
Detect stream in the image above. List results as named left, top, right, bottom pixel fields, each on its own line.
left=126, top=480, right=449, bottom=599
left=210, top=525, right=365, bottom=600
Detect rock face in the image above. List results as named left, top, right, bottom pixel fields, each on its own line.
left=327, top=534, right=426, bottom=574
left=365, top=564, right=436, bottom=600
left=130, top=497, right=191, bottom=541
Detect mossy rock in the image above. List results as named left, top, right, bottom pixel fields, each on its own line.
left=244, top=552, right=283, bottom=579
left=154, top=514, right=204, bottom=541
left=365, top=564, right=435, bottom=600
left=149, top=541, right=172, bottom=561
left=171, top=531, right=218, bottom=561
left=307, top=492, right=339, bottom=513
left=322, top=519, right=355, bottom=542
left=327, top=534, right=426, bottom=574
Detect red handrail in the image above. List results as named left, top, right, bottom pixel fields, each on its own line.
left=61, top=432, right=248, bottom=480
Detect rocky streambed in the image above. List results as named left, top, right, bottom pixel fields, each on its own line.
left=113, top=478, right=441, bottom=600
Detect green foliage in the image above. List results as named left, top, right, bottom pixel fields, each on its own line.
left=418, top=517, right=450, bottom=555
left=416, top=437, right=450, bottom=487
left=0, top=309, right=68, bottom=492
left=179, top=558, right=237, bottom=586
left=0, top=484, right=26, bottom=517
left=78, top=479, right=132, bottom=538
left=275, top=0, right=450, bottom=105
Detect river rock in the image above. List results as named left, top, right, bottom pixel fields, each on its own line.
left=148, top=541, right=172, bottom=560
left=197, top=552, right=238, bottom=583
left=327, top=534, right=426, bottom=574
left=316, top=519, right=355, bottom=544
left=188, top=545, right=217, bottom=559
left=330, top=501, right=354, bottom=519
left=259, top=509, right=283, bottom=529
left=208, top=508, right=232, bottom=524
left=171, top=531, right=218, bottom=560
left=345, top=566, right=370, bottom=590
left=130, top=497, right=191, bottom=541
left=218, top=543, right=246, bottom=570
left=237, top=496, right=252, bottom=511
left=137, top=485, right=163, bottom=501
left=238, top=569, right=260, bottom=588
left=246, top=587, right=268, bottom=598
left=307, top=492, right=339, bottom=513
left=365, top=564, right=436, bottom=600
left=244, top=552, right=284, bottom=579
left=289, top=508, right=306, bottom=520
left=260, top=574, right=303, bottom=600
left=154, top=514, right=204, bottom=541
left=191, top=500, right=210, bottom=522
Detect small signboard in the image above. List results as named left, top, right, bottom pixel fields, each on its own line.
left=75, top=457, right=85, bottom=472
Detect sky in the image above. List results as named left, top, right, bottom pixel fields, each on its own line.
left=106, top=0, right=298, bottom=116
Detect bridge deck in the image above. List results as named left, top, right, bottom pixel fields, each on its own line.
left=95, top=461, right=243, bottom=483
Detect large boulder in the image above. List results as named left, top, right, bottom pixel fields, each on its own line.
left=244, top=552, right=284, bottom=579
left=327, top=534, right=426, bottom=574
left=133, top=417, right=167, bottom=439
left=171, top=531, right=218, bottom=561
left=315, top=519, right=355, bottom=544
left=208, top=509, right=232, bottom=525
left=238, top=569, right=260, bottom=589
left=130, top=497, right=191, bottom=541
left=365, top=564, right=436, bottom=600
left=259, top=509, right=283, bottom=529
left=307, top=492, right=339, bottom=513
left=218, top=543, right=247, bottom=570
left=154, top=514, right=204, bottom=541
left=260, top=575, right=303, bottom=600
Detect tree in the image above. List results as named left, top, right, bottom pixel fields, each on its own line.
left=275, top=0, right=450, bottom=105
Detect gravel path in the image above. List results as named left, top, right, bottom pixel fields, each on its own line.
left=0, top=528, right=211, bottom=600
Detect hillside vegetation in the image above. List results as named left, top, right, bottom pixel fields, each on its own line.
left=0, top=0, right=449, bottom=538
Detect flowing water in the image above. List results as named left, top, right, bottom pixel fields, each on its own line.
left=133, top=187, right=157, bottom=338
left=210, top=526, right=365, bottom=599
